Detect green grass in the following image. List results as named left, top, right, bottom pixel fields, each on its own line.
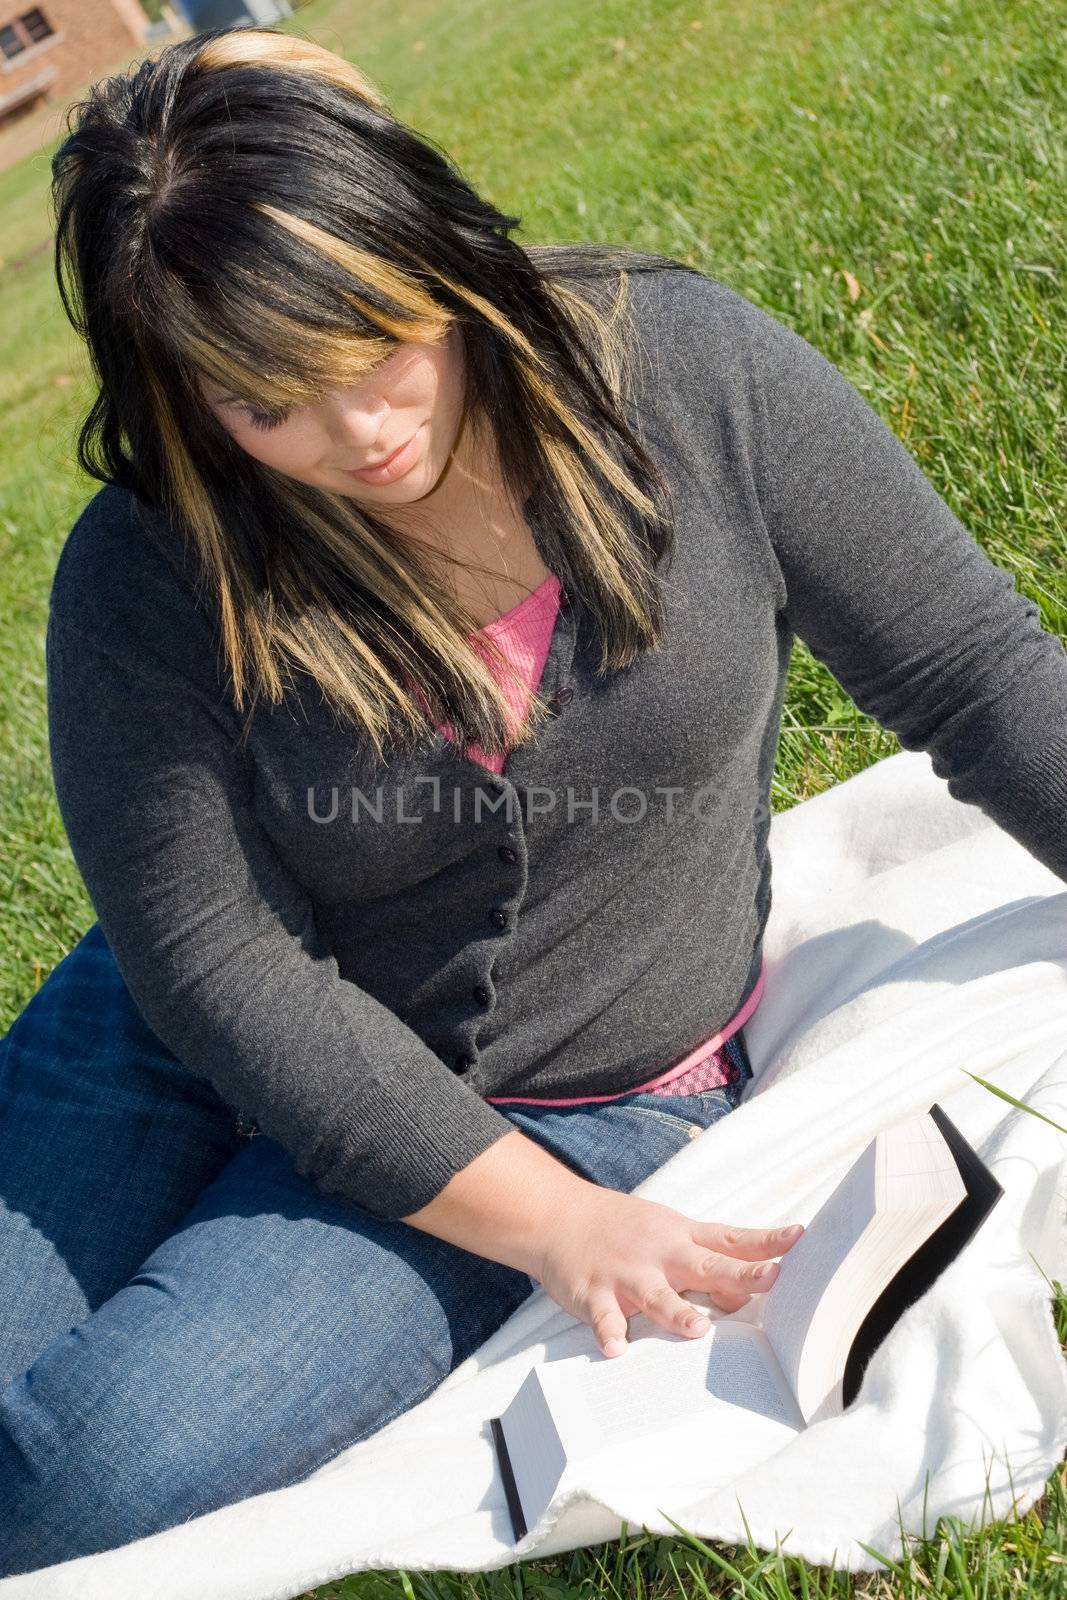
left=0, top=0, right=1064, bottom=1589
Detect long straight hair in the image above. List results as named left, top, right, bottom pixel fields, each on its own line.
left=50, top=26, right=697, bottom=763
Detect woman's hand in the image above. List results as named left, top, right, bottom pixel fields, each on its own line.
left=533, top=1186, right=804, bottom=1357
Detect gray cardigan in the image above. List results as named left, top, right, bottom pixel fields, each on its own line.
left=45, top=266, right=1067, bottom=1220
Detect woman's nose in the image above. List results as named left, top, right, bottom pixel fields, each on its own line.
left=321, top=388, right=389, bottom=449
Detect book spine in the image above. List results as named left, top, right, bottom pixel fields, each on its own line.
left=490, top=1415, right=528, bottom=1543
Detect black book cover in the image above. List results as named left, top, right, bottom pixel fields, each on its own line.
left=841, top=1101, right=1004, bottom=1406
left=490, top=1413, right=528, bottom=1543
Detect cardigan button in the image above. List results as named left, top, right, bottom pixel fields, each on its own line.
left=498, top=844, right=519, bottom=864
left=489, top=907, right=508, bottom=929
left=554, top=685, right=574, bottom=705
left=454, top=1053, right=475, bottom=1072
left=473, top=984, right=491, bottom=1006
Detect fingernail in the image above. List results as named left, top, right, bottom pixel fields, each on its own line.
left=603, top=1337, right=627, bottom=1357
left=685, top=1314, right=711, bottom=1331
left=754, top=1261, right=778, bottom=1279
left=780, top=1224, right=804, bottom=1238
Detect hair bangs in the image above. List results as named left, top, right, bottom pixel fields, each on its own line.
left=139, top=201, right=454, bottom=418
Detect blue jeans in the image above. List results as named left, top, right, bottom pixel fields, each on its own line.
left=0, top=923, right=752, bottom=1576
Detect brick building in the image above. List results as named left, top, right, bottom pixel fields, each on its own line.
left=0, top=1, right=151, bottom=137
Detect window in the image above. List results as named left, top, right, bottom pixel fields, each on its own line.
left=0, top=9, right=55, bottom=60
left=21, top=10, right=54, bottom=44
left=0, top=25, right=25, bottom=60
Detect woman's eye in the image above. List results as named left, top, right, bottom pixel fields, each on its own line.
left=243, top=405, right=292, bottom=431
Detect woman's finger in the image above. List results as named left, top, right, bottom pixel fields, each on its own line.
left=587, top=1295, right=632, bottom=1359
left=683, top=1247, right=784, bottom=1297
left=690, top=1220, right=804, bottom=1260
left=630, top=1275, right=716, bottom=1340
left=703, top=1286, right=752, bottom=1314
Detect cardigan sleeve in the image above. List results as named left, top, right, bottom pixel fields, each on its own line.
left=695, top=274, right=1067, bottom=887
left=45, top=604, right=518, bottom=1223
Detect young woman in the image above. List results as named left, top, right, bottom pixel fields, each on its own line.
left=3, top=24, right=1065, bottom=1576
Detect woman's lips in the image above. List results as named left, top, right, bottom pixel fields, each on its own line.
left=344, top=427, right=423, bottom=485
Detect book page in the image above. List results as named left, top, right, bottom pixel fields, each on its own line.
left=543, top=1320, right=803, bottom=1464
left=572, top=1325, right=805, bottom=1515
left=877, top=1114, right=961, bottom=1209
left=760, top=1140, right=878, bottom=1400
left=500, top=1324, right=803, bottom=1536
left=761, top=1114, right=966, bottom=1423
left=498, top=1367, right=570, bottom=1539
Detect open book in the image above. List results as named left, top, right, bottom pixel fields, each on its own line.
left=491, top=1102, right=1003, bottom=1541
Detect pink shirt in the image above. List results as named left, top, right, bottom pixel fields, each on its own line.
left=435, top=572, right=764, bottom=1104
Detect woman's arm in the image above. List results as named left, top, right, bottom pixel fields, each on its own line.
left=401, top=1124, right=591, bottom=1268
left=45, top=583, right=524, bottom=1224
left=676, top=271, right=1067, bottom=885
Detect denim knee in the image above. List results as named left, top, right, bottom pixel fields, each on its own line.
left=0, top=1324, right=202, bottom=1574
left=0, top=1260, right=499, bottom=1577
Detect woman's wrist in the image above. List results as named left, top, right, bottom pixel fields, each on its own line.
left=400, top=1124, right=599, bottom=1278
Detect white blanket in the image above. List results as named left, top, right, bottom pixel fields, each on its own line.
left=6, top=748, right=1067, bottom=1597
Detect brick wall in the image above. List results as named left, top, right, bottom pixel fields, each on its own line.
left=0, top=0, right=150, bottom=132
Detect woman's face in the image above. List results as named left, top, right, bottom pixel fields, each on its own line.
left=198, top=323, right=468, bottom=508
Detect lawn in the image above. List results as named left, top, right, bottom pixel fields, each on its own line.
left=0, top=0, right=1064, bottom=1590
